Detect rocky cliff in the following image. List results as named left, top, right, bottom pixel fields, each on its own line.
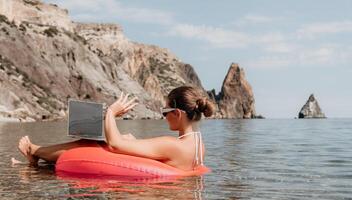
left=0, top=0, right=73, bottom=31
left=0, top=0, right=257, bottom=121
left=0, top=0, right=207, bottom=121
left=0, top=15, right=155, bottom=121
left=208, top=63, right=256, bottom=119
left=298, top=94, right=326, bottom=118
left=75, top=23, right=204, bottom=107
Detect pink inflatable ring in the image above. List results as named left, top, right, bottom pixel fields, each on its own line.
left=56, top=147, right=210, bottom=178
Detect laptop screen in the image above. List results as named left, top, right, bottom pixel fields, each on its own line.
left=68, top=100, right=103, bottom=138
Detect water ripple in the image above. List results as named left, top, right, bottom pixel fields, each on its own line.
left=1, top=119, right=352, bottom=199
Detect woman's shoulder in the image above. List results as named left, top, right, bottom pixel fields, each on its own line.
left=148, top=135, right=183, bottom=150
left=151, top=135, right=179, bottom=143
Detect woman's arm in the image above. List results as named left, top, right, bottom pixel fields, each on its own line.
left=121, top=133, right=136, bottom=140
left=104, top=93, right=179, bottom=160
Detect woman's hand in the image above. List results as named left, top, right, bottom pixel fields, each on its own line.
left=108, top=92, right=138, bottom=117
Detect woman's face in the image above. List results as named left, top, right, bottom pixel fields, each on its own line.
left=165, top=109, right=179, bottom=131
left=164, top=100, right=180, bottom=131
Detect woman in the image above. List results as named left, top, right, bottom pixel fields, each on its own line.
left=18, top=86, right=215, bottom=171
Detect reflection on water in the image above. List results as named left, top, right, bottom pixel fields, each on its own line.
left=16, top=164, right=205, bottom=199
left=1, top=119, right=352, bottom=199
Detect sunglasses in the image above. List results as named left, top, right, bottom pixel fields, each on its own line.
left=161, top=108, right=177, bottom=117
left=161, top=108, right=188, bottom=117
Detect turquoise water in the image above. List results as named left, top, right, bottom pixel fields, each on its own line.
left=0, top=119, right=351, bottom=199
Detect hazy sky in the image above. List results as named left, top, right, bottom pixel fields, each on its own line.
left=45, top=0, right=352, bottom=118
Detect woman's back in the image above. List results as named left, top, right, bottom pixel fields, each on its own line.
left=164, top=132, right=205, bottom=171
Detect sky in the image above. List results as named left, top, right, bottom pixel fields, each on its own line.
left=44, top=0, right=352, bottom=118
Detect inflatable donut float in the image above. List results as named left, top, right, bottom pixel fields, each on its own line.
left=56, top=146, right=210, bottom=178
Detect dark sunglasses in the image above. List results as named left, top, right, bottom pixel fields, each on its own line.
left=161, top=108, right=177, bottom=117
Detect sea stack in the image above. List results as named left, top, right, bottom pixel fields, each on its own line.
left=298, top=94, right=326, bottom=118
left=214, top=63, right=256, bottom=119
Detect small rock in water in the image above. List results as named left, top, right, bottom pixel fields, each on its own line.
left=298, top=94, right=326, bottom=118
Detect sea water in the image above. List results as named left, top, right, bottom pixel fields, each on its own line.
left=0, top=119, right=351, bottom=199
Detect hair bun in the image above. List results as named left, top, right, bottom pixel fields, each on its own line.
left=196, top=98, right=214, bottom=117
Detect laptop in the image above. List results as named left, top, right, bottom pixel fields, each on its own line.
left=67, top=100, right=105, bottom=141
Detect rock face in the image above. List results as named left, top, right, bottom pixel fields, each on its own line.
left=298, top=94, right=326, bottom=118
left=0, top=0, right=73, bottom=31
left=0, top=0, right=257, bottom=121
left=75, top=23, right=204, bottom=107
left=0, top=18, right=147, bottom=121
left=208, top=63, right=256, bottom=119
left=0, top=0, right=204, bottom=121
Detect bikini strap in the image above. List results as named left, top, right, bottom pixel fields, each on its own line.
left=194, top=132, right=199, bottom=167
left=199, top=131, right=203, bottom=165
left=193, top=131, right=203, bottom=168
left=177, top=131, right=203, bottom=168
left=178, top=131, right=197, bottom=139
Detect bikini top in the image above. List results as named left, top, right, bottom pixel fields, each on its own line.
left=178, top=131, right=203, bottom=169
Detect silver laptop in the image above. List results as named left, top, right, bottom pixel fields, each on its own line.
left=67, top=100, right=105, bottom=141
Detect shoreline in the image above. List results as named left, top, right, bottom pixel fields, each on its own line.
left=2, top=117, right=348, bottom=123
left=0, top=116, right=21, bottom=122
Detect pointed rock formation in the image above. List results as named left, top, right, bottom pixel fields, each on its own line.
left=298, top=94, right=326, bottom=118
left=209, top=63, right=257, bottom=119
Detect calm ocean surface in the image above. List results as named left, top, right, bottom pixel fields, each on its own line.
left=0, top=119, right=351, bottom=199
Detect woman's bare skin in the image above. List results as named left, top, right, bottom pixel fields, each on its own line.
left=18, top=136, right=39, bottom=166
left=18, top=92, right=205, bottom=170
left=17, top=134, right=135, bottom=165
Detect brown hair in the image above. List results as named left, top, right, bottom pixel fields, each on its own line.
left=167, top=86, right=215, bottom=121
